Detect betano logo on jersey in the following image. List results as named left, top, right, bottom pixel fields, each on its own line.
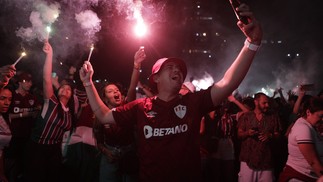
left=143, top=104, right=188, bottom=138
left=143, top=124, right=188, bottom=139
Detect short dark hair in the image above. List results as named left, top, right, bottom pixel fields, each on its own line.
left=254, top=92, right=267, bottom=100
left=301, top=96, right=323, bottom=117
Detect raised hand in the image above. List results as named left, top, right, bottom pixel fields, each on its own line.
left=236, top=3, right=262, bottom=44
left=134, top=46, right=146, bottom=65
left=43, top=41, right=53, bottom=55
left=79, top=61, right=94, bottom=84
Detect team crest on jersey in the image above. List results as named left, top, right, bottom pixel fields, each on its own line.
left=174, top=104, right=186, bottom=119
left=29, top=99, right=34, bottom=106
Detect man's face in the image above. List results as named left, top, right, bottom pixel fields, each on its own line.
left=0, top=89, right=12, bottom=113
left=103, top=84, right=122, bottom=108
left=154, top=61, right=184, bottom=92
left=19, top=79, right=32, bottom=91
left=255, top=95, right=269, bottom=113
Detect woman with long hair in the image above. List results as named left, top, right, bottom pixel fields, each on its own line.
left=0, top=87, right=12, bottom=182
left=24, top=41, right=76, bottom=182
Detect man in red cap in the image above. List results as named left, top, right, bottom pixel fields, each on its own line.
left=79, top=3, right=262, bottom=182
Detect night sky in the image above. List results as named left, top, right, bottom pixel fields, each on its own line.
left=1, top=0, right=322, bottom=96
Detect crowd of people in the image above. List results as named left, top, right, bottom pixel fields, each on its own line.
left=0, top=3, right=323, bottom=182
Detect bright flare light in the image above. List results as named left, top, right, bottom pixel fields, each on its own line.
left=133, top=1, right=147, bottom=38
left=12, top=52, right=27, bottom=66
left=134, top=20, right=147, bottom=38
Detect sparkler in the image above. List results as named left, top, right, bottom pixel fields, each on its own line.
left=87, top=45, right=94, bottom=62
left=12, top=52, right=26, bottom=66
left=46, top=26, right=51, bottom=41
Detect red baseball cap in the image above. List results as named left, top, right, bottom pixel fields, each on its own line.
left=148, top=57, right=187, bottom=90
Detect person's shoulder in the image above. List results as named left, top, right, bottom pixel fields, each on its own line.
left=237, top=111, right=251, bottom=120
left=241, top=111, right=254, bottom=117
left=292, top=118, right=312, bottom=132
left=185, top=87, right=212, bottom=100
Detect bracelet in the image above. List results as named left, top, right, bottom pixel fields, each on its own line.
left=244, top=39, right=260, bottom=51
left=134, top=63, right=141, bottom=70
left=20, top=113, right=23, bottom=118
left=83, top=82, right=93, bottom=87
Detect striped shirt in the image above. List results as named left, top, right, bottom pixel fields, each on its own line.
left=31, top=95, right=72, bottom=144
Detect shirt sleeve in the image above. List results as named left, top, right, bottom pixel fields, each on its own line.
left=112, top=99, right=141, bottom=128
left=293, top=120, right=314, bottom=144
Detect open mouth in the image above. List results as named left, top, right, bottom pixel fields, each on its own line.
left=171, top=74, right=180, bottom=80
left=114, top=95, right=121, bottom=101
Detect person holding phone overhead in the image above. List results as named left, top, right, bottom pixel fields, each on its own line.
left=80, top=3, right=262, bottom=182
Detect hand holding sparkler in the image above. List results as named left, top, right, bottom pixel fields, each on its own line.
left=0, top=65, right=16, bottom=88
left=43, top=41, right=53, bottom=55
left=134, top=46, right=146, bottom=69
left=79, top=61, right=94, bottom=87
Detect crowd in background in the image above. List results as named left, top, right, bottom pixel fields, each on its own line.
left=1, top=56, right=323, bottom=182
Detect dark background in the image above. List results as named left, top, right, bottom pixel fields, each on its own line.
left=1, top=0, right=322, bottom=96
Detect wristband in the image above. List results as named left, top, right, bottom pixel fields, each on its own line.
left=83, top=82, right=93, bottom=87
left=134, top=63, right=141, bottom=70
left=20, top=113, right=23, bottom=118
left=244, top=39, right=260, bottom=51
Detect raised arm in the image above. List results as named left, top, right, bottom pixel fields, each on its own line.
left=211, top=4, right=262, bottom=106
left=125, top=47, right=146, bottom=102
left=42, top=41, right=54, bottom=99
left=79, top=61, right=115, bottom=125
left=277, top=88, right=287, bottom=104
left=293, top=87, right=306, bottom=114
left=228, top=94, right=250, bottom=112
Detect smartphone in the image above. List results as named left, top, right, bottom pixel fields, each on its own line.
left=229, top=0, right=248, bottom=24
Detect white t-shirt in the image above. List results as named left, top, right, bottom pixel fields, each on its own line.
left=0, top=115, right=12, bottom=157
left=286, top=117, right=323, bottom=179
